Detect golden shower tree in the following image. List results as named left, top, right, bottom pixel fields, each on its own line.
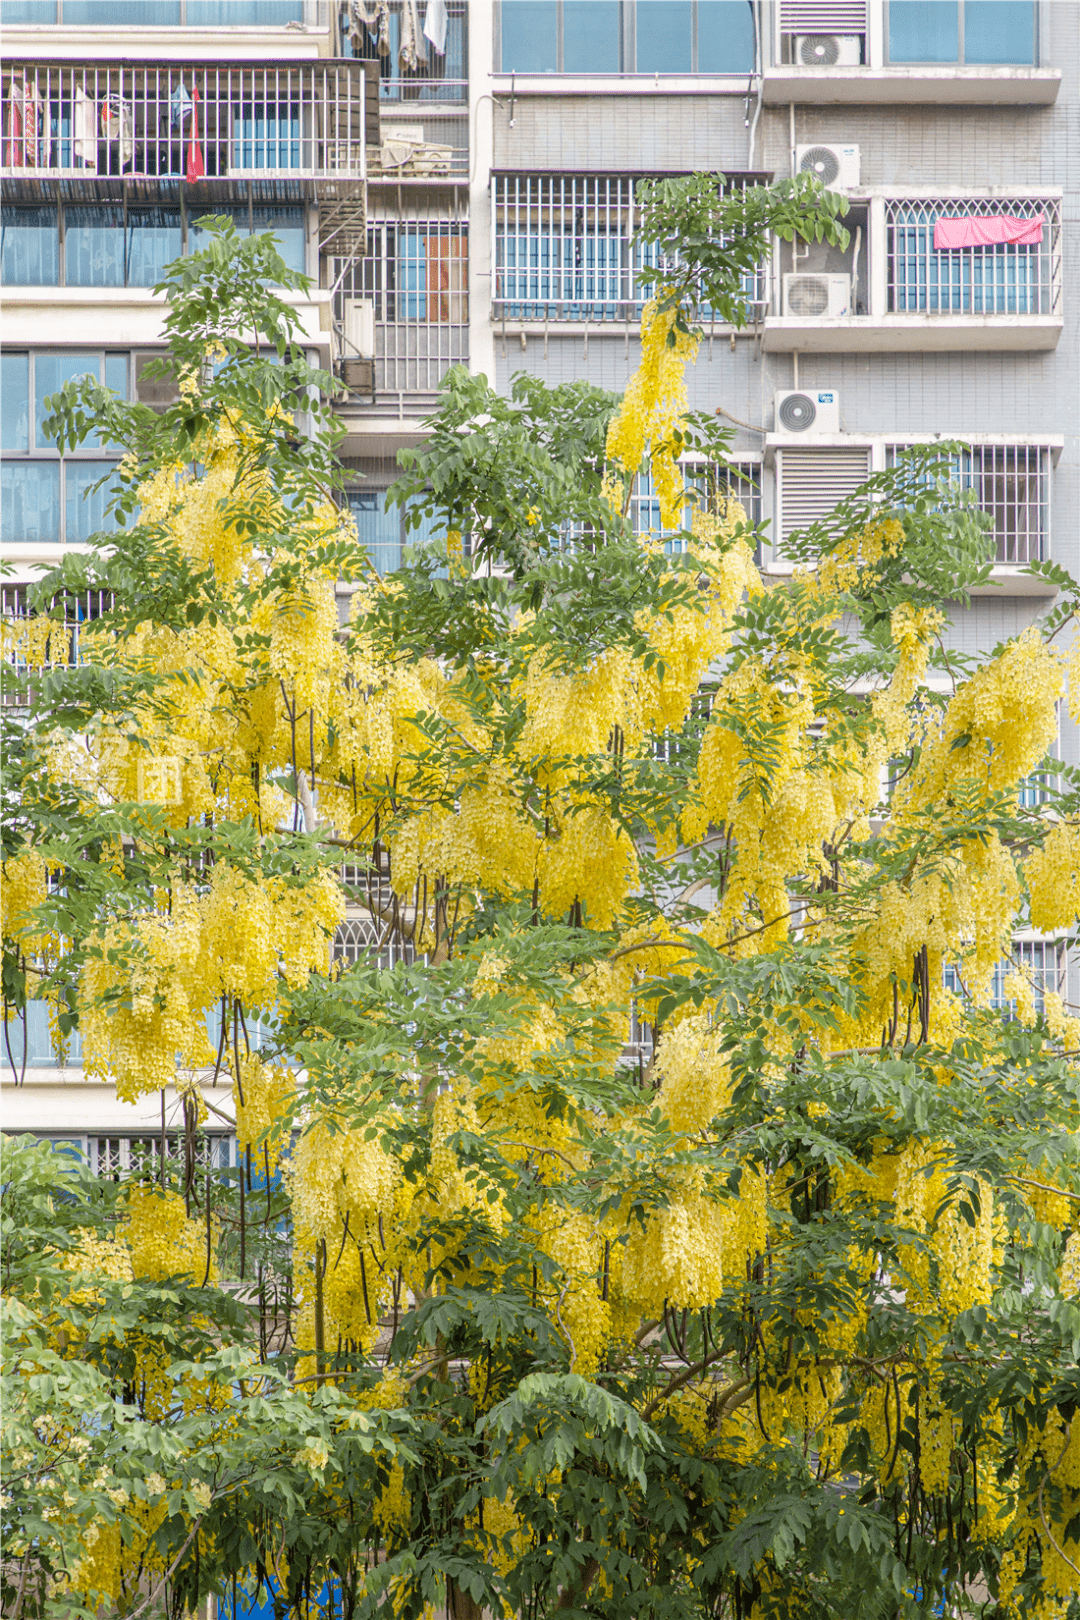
left=3, top=198, right=1080, bottom=1620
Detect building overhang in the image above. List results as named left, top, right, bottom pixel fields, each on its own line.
left=762, top=314, right=1063, bottom=354
left=761, top=65, right=1061, bottom=106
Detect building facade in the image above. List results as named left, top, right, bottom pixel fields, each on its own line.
left=3, top=0, right=1077, bottom=1150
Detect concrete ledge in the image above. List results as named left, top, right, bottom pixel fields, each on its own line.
left=762, top=65, right=1061, bottom=105
left=0, top=23, right=331, bottom=61
left=762, top=314, right=1063, bottom=353
left=1, top=287, right=333, bottom=358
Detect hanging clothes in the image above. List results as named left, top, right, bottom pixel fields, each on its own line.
left=73, top=85, right=97, bottom=171
left=399, top=0, right=428, bottom=73
left=186, top=83, right=205, bottom=183
left=171, top=82, right=194, bottom=130
left=100, top=96, right=134, bottom=169
left=423, top=0, right=448, bottom=56
left=348, top=0, right=391, bottom=56
left=934, top=214, right=1044, bottom=250
left=6, top=77, right=44, bottom=168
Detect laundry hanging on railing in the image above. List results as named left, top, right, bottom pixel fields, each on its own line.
left=348, top=0, right=392, bottom=56
left=73, top=86, right=97, bottom=170
left=186, top=84, right=205, bottom=183
left=933, top=214, right=1045, bottom=250
left=5, top=77, right=44, bottom=168
left=423, top=0, right=448, bottom=55
left=399, top=0, right=428, bottom=73
left=100, top=96, right=134, bottom=168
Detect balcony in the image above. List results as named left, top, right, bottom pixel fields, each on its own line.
left=0, top=2, right=337, bottom=62
left=762, top=191, right=1062, bottom=353
left=0, top=59, right=377, bottom=210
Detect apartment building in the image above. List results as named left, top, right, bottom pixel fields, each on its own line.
left=2, top=0, right=1077, bottom=1151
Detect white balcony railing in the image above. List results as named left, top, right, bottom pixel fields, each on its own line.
left=1, top=60, right=367, bottom=182
left=492, top=174, right=767, bottom=325
left=885, top=195, right=1061, bottom=316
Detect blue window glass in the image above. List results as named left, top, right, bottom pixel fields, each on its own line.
left=399, top=230, right=427, bottom=319
left=501, top=0, right=557, bottom=71
left=0, top=1003, right=70, bottom=1068
left=1, top=354, right=29, bottom=451
left=1, top=462, right=60, bottom=543
left=186, top=0, right=301, bottom=22
left=66, top=461, right=119, bottom=543
left=563, top=2, right=621, bottom=71
left=65, top=206, right=125, bottom=288
left=637, top=0, right=692, bottom=71
left=105, top=353, right=128, bottom=399
left=125, top=207, right=182, bottom=286
left=889, top=0, right=959, bottom=61
left=35, top=354, right=100, bottom=448
left=251, top=206, right=306, bottom=275
left=0, top=1, right=58, bottom=18
left=964, top=0, right=1034, bottom=63
left=349, top=490, right=402, bottom=575
left=1, top=206, right=58, bottom=287
left=63, top=1, right=180, bottom=19
left=232, top=103, right=301, bottom=170
left=698, top=0, right=755, bottom=71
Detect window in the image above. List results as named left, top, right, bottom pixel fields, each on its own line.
left=631, top=460, right=762, bottom=554
left=1, top=202, right=303, bottom=287
left=1, top=349, right=128, bottom=544
left=334, top=917, right=416, bottom=972
left=497, top=0, right=754, bottom=74
left=346, top=489, right=449, bottom=575
left=0, top=1, right=301, bottom=24
left=887, top=1, right=1036, bottom=64
left=884, top=442, right=1052, bottom=566
left=944, top=941, right=1063, bottom=1014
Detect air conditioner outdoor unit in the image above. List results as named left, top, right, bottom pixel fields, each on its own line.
left=783, top=273, right=852, bottom=318
left=134, top=353, right=181, bottom=412
left=793, top=33, right=863, bottom=66
left=796, top=142, right=860, bottom=189
left=342, top=297, right=375, bottom=358
left=339, top=356, right=375, bottom=395
left=774, top=389, right=841, bottom=435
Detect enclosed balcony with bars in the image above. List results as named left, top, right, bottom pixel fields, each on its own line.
left=1, top=59, right=375, bottom=188
left=333, top=196, right=467, bottom=416
left=492, top=173, right=768, bottom=327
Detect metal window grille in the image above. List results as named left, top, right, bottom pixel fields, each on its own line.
left=775, top=446, right=872, bottom=547
left=1, top=60, right=367, bottom=180
left=944, top=940, right=1064, bottom=1013
left=884, top=443, right=1051, bottom=564
left=333, top=916, right=415, bottom=971
left=493, top=173, right=767, bottom=323
left=779, top=1, right=867, bottom=29
left=336, top=202, right=468, bottom=409
left=885, top=196, right=1061, bottom=316
left=87, top=1133, right=232, bottom=1180
left=631, top=459, right=763, bottom=548
left=2, top=584, right=114, bottom=706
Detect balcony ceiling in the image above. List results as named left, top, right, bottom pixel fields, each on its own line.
left=762, top=314, right=1063, bottom=354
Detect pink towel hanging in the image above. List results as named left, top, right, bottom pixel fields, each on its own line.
left=934, top=215, right=1044, bottom=250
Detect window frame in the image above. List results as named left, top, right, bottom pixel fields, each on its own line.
left=884, top=0, right=1039, bottom=67
left=0, top=197, right=307, bottom=290
left=1, top=348, right=130, bottom=545
left=1, top=1, right=305, bottom=26
left=495, top=0, right=757, bottom=75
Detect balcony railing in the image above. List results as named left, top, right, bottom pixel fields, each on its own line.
left=884, top=442, right=1052, bottom=565
left=885, top=196, right=1061, bottom=316
left=378, top=77, right=468, bottom=105
left=1, top=60, right=367, bottom=181
left=492, top=173, right=767, bottom=324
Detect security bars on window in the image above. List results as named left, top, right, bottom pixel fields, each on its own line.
left=884, top=443, right=1051, bottom=565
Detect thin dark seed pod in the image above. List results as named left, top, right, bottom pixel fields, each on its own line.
left=265, top=1144, right=273, bottom=1221
left=160, top=1089, right=167, bottom=1190
left=336, top=1212, right=352, bottom=1269
left=315, top=1239, right=326, bottom=1380
left=358, top=1243, right=372, bottom=1325
left=210, top=994, right=228, bottom=1087
left=232, top=1000, right=245, bottom=1107
left=201, top=1165, right=212, bottom=1287
left=239, top=1157, right=246, bottom=1281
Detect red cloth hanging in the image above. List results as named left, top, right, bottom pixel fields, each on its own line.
left=934, top=214, right=1044, bottom=250
left=186, top=83, right=205, bottom=184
